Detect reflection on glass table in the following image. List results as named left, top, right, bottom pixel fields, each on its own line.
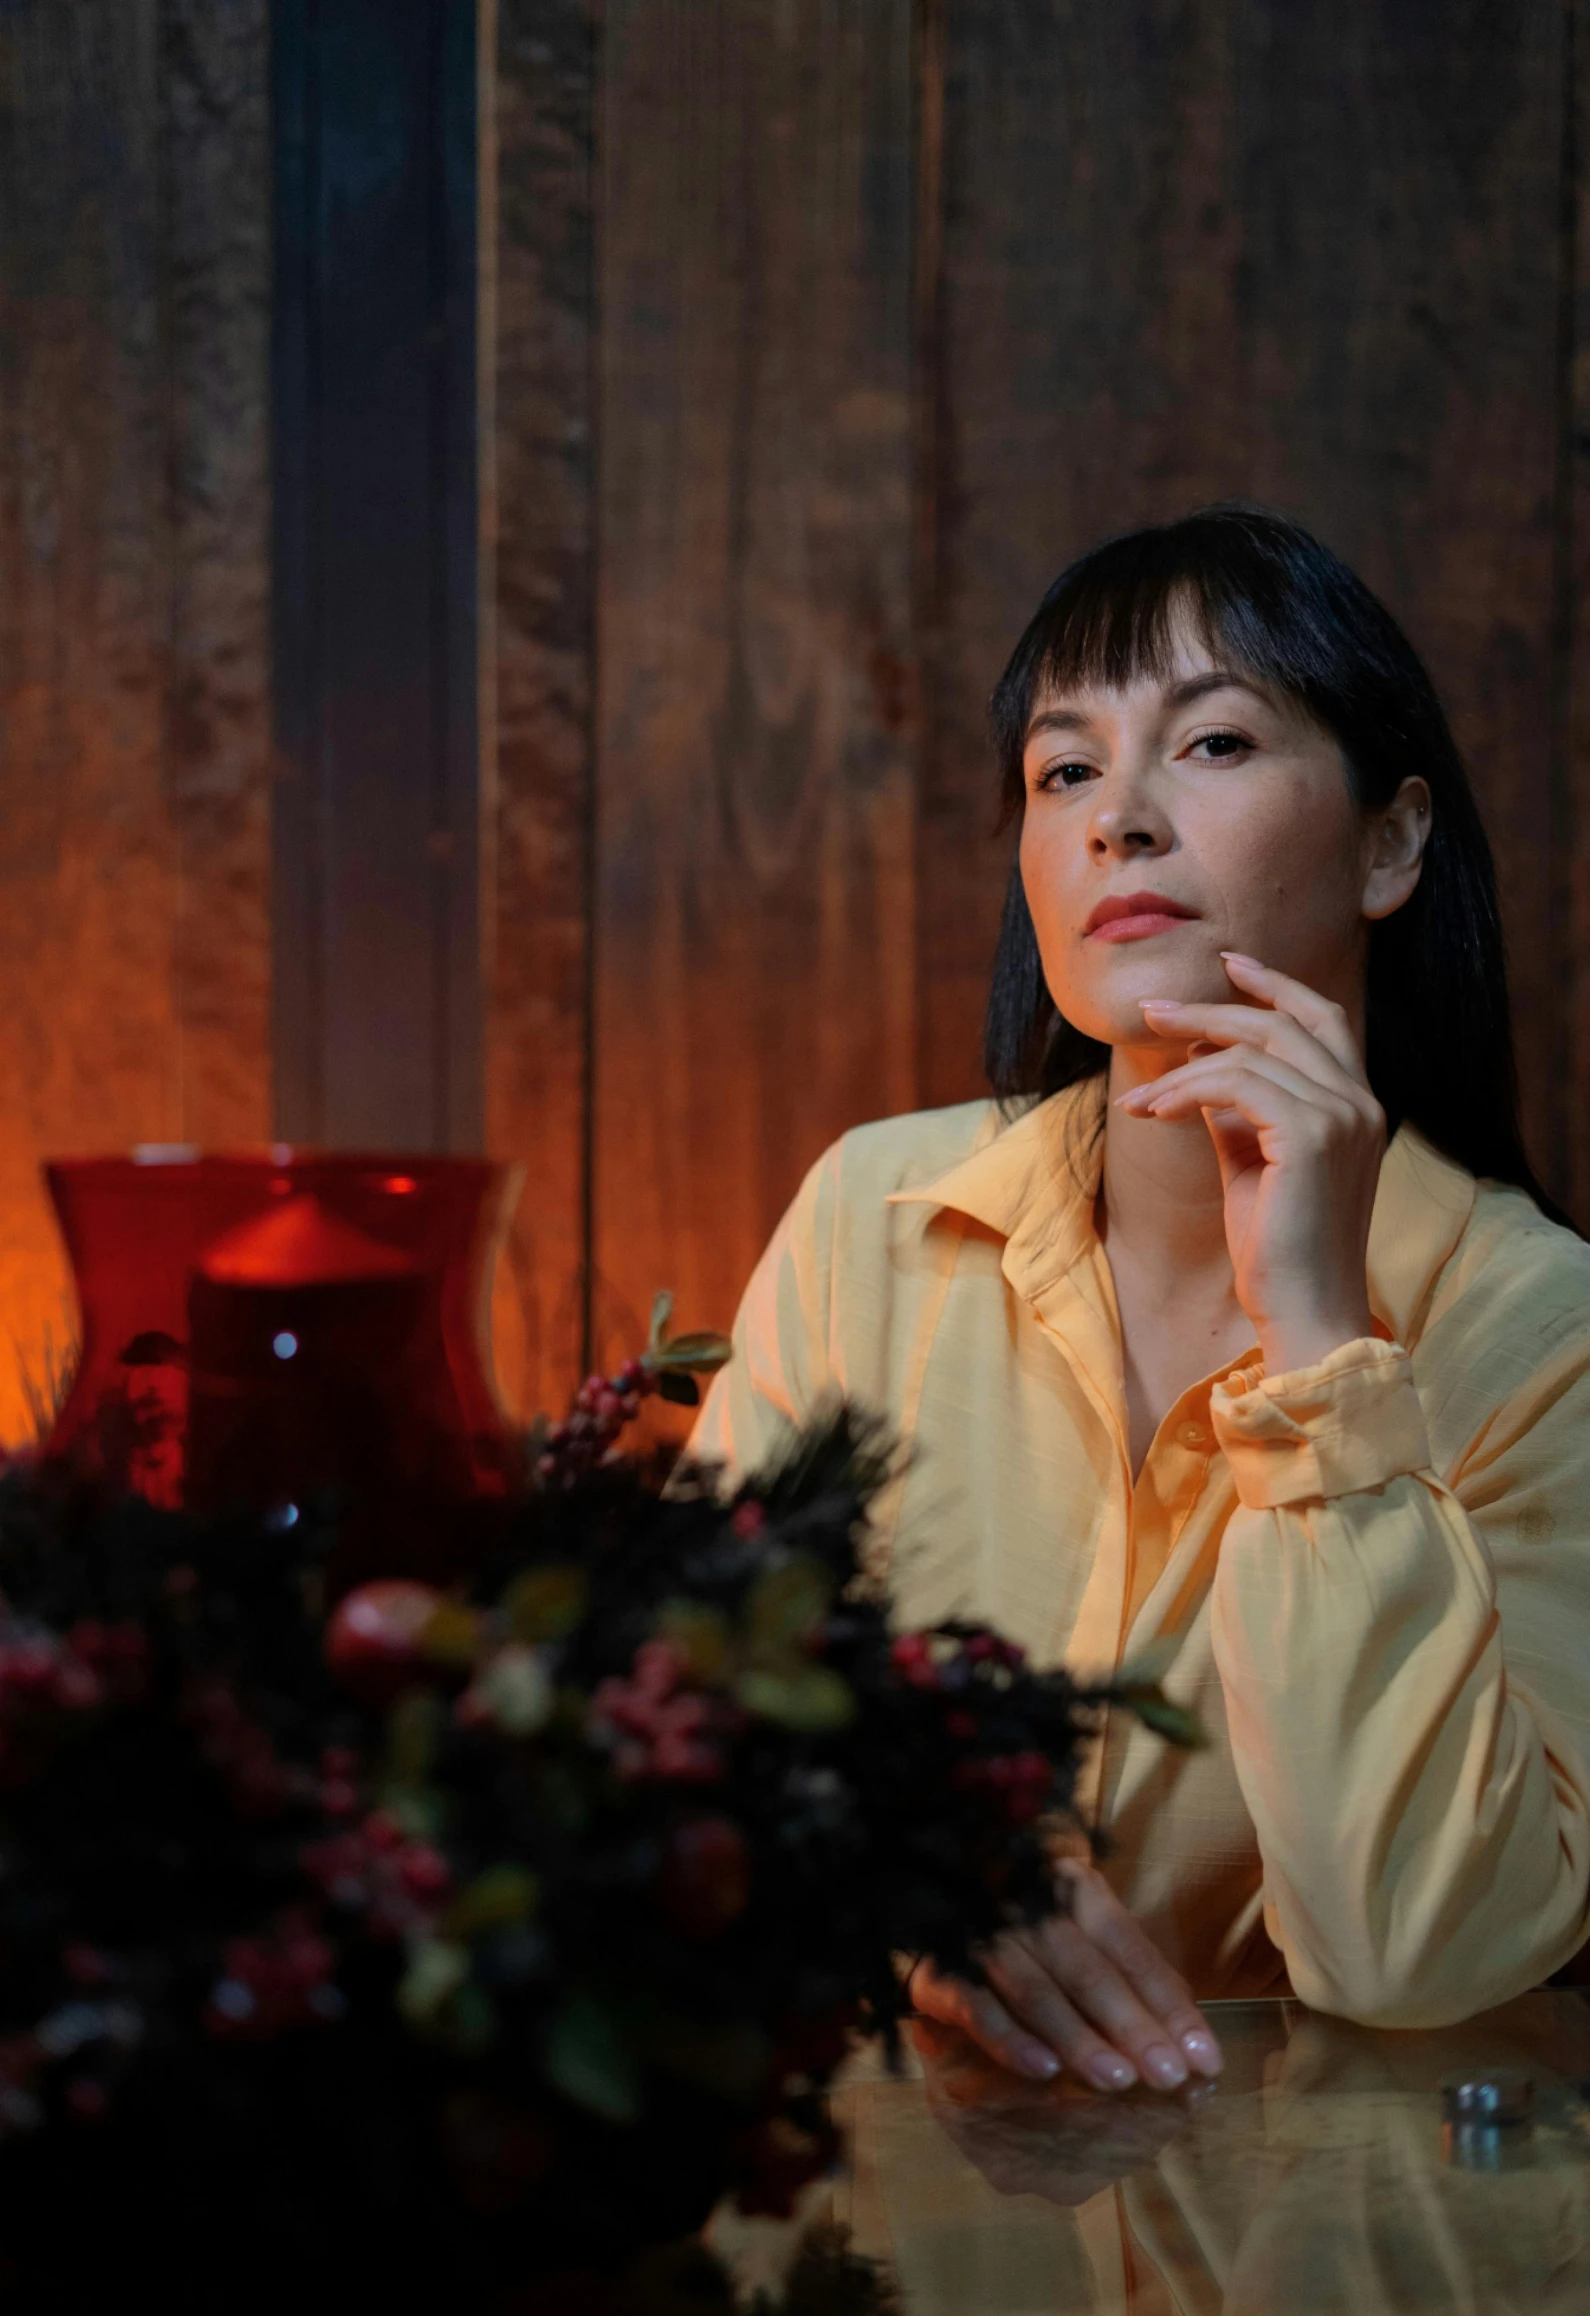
left=819, top=1991, right=1590, bottom=2313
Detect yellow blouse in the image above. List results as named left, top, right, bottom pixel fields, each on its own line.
left=689, top=1086, right=1590, bottom=2024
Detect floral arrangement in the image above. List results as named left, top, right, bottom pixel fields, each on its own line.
left=0, top=1313, right=1193, bottom=2312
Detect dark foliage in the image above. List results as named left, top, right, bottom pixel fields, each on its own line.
left=0, top=1404, right=1190, bottom=2313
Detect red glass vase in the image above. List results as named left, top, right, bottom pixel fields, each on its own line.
left=44, top=1150, right=524, bottom=1553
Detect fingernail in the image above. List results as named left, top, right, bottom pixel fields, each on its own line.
left=1016, top=2042, right=1061, bottom=2081
left=1087, top=2051, right=1137, bottom=2092
left=1143, top=2043, right=1189, bottom=2090
left=1219, top=950, right=1260, bottom=967
left=1139, top=996, right=1181, bottom=1011
left=1180, top=2029, right=1223, bottom=2076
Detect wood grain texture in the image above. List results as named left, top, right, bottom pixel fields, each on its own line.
left=1566, top=0, right=1590, bottom=1219
left=488, top=0, right=597, bottom=1419
left=926, top=0, right=1568, bottom=1187
left=591, top=0, right=919, bottom=1371
left=271, top=0, right=482, bottom=1154
left=164, top=0, right=272, bottom=1150
left=0, top=1, right=271, bottom=1440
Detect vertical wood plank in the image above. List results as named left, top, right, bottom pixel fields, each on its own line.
left=165, top=0, right=273, bottom=1151
left=1567, top=0, right=1590, bottom=1219
left=488, top=0, right=596, bottom=1419
left=0, top=2, right=272, bottom=1440
left=592, top=0, right=919, bottom=1369
left=927, top=1, right=1568, bottom=1188
left=271, top=0, right=483, bottom=1154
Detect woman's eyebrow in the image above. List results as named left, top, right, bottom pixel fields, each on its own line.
left=1024, top=705, right=1093, bottom=741
left=1162, top=670, right=1271, bottom=711
left=1024, top=669, right=1272, bottom=744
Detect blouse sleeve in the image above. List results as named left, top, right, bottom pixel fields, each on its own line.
left=1209, top=1333, right=1590, bottom=2026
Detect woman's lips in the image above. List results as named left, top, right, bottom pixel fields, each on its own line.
left=1084, top=894, right=1200, bottom=944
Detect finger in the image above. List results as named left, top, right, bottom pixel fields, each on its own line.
left=1117, top=1047, right=1357, bottom=1122
left=1017, top=1918, right=1196, bottom=2091
left=1063, top=1871, right=1223, bottom=2079
left=1219, top=953, right=1362, bottom=1074
left=908, top=1956, right=1061, bottom=2083
left=1137, top=999, right=1373, bottom=1104
left=982, top=1940, right=1142, bottom=2093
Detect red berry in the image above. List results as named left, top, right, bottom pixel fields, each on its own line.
left=52, top=1658, right=103, bottom=1712
left=361, top=1809, right=404, bottom=1853
left=323, top=1581, right=441, bottom=1706
left=889, top=1634, right=931, bottom=1671
left=657, top=1817, right=751, bottom=1937
left=232, top=1757, right=293, bottom=1817
left=397, top=1844, right=451, bottom=1900
left=65, top=2079, right=108, bottom=2123
left=62, top=1943, right=112, bottom=1988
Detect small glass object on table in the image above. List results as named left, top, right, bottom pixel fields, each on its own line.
left=800, top=1990, right=1590, bottom=2314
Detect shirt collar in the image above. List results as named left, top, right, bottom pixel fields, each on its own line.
left=889, top=1084, right=1477, bottom=1347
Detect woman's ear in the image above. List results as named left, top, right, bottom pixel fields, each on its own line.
left=1361, top=777, right=1431, bottom=922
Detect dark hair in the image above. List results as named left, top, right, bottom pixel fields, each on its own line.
left=983, top=503, right=1566, bottom=1222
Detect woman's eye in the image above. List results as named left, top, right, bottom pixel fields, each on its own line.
left=1034, top=758, right=1097, bottom=791
left=1188, top=729, right=1251, bottom=762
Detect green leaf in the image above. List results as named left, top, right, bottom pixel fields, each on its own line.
left=647, top=1290, right=675, bottom=1354
left=657, top=1602, right=733, bottom=1685
left=1117, top=1689, right=1207, bottom=1749
left=467, top=1644, right=554, bottom=1735
left=735, top=1663, right=855, bottom=1733
left=652, top=1330, right=733, bottom=1374
left=1115, top=1635, right=1181, bottom=1688
left=745, top=1557, right=830, bottom=1654
left=504, top=1565, right=587, bottom=1644
left=546, top=1993, right=643, bottom=2125
left=443, top=1864, right=539, bottom=1940
left=385, top=1690, right=443, bottom=1786
left=374, top=1779, right=447, bottom=1842
left=420, top=1599, right=483, bottom=1670
left=397, top=1938, right=470, bottom=2027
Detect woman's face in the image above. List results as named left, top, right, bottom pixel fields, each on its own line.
left=1018, top=610, right=1427, bottom=1051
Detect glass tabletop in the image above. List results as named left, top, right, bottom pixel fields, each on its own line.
left=794, top=1991, right=1590, bottom=2312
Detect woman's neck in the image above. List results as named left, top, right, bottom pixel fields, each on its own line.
left=1096, top=1051, right=1254, bottom=1474
left=1098, top=1050, right=1232, bottom=1281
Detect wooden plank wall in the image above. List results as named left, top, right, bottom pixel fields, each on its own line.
left=488, top=0, right=597, bottom=1417
left=0, top=2, right=271, bottom=1440
left=1, top=5, right=1583, bottom=1437
left=491, top=0, right=1588, bottom=1417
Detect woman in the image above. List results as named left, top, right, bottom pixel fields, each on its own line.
left=690, top=506, right=1590, bottom=2098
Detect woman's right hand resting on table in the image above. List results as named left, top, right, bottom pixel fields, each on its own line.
left=908, top=1860, right=1224, bottom=2093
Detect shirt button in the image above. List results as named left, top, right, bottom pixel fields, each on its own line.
left=1176, top=1420, right=1207, bottom=1450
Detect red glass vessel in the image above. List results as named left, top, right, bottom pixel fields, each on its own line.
left=44, top=1149, right=524, bottom=1545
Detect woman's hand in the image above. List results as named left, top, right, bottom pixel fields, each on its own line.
left=1115, top=952, right=1385, bottom=1373
left=908, top=1861, right=1223, bottom=2093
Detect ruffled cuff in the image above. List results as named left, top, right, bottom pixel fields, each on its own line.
left=1210, top=1337, right=1432, bottom=1511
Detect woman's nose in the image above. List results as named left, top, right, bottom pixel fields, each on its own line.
left=1087, top=780, right=1173, bottom=858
